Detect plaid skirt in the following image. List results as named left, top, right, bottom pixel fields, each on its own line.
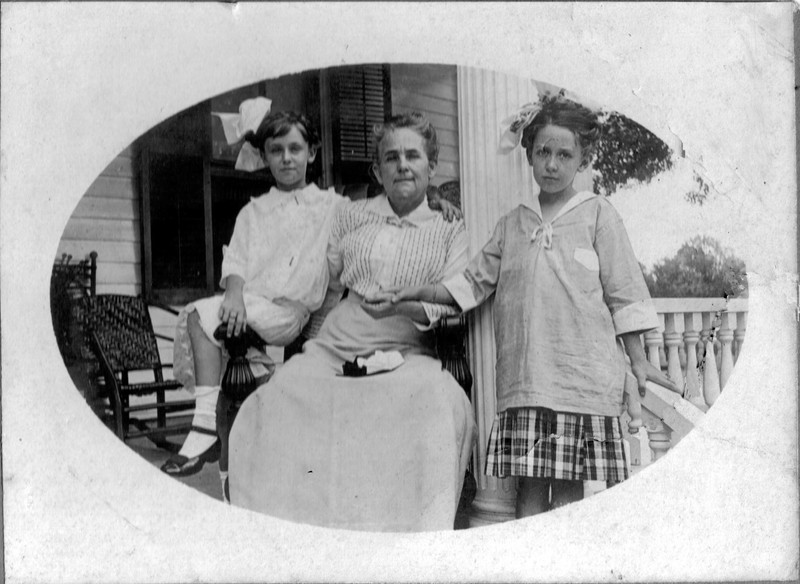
left=485, top=407, right=629, bottom=483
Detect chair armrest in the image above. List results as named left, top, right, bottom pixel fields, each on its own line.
left=88, top=330, right=119, bottom=389
left=154, top=332, right=175, bottom=343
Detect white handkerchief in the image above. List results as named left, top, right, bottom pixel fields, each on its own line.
left=356, top=350, right=405, bottom=375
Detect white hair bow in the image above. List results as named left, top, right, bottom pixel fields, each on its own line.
left=212, top=96, right=272, bottom=172
left=497, top=101, right=542, bottom=155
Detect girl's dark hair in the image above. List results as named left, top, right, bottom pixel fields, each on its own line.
left=244, top=110, right=321, bottom=154
left=521, top=96, right=601, bottom=161
left=371, top=111, right=439, bottom=164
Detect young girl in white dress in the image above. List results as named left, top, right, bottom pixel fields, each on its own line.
left=383, top=94, right=678, bottom=518
left=161, top=100, right=344, bottom=481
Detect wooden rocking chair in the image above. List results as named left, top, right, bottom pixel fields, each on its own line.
left=77, top=294, right=194, bottom=446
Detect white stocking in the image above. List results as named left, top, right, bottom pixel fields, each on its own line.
left=220, top=470, right=229, bottom=503
left=177, top=385, right=219, bottom=459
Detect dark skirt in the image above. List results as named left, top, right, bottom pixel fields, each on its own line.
left=485, top=407, right=629, bottom=484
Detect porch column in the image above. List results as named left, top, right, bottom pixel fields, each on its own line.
left=456, top=67, right=569, bottom=525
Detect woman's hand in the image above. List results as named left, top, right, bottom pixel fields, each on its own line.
left=219, top=291, right=247, bottom=338
left=361, top=292, right=399, bottom=319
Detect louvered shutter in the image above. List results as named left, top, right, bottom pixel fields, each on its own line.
left=330, top=64, right=391, bottom=186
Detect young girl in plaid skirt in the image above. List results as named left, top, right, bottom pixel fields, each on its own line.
left=378, top=93, right=676, bottom=518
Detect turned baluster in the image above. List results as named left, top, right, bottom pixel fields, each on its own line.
left=700, top=312, right=721, bottom=406
left=718, top=312, right=735, bottom=390
left=682, top=312, right=705, bottom=409
left=658, top=345, right=668, bottom=368
left=663, top=313, right=683, bottom=394
left=643, top=329, right=663, bottom=369
left=642, top=408, right=672, bottom=463
left=733, top=311, right=746, bottom=362
left=697, top=317, right=708, bottom=369
left=647, top=419, right=673, bottom=462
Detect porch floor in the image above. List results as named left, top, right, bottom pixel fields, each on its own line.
left=121, top=417, right=640, bottom=524
left=127, top=435, right=225, bottom=502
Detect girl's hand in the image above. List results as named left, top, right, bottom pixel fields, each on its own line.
left=644, top=362, right=682, bottom=394
left=365, top=286, right=433, bottom=304
left=631, top=360, right=682, bottom=398
left=630, top=358, right=649, bottom=398
left=219, top=291, right=247, bottom=338
left=431, top=198, right=463, bottom=222
left=389, top=285, right=431, bottom=303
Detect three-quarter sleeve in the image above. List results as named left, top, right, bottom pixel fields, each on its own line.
left=595, top=202, right=659, bottom=335
left=418, top=222, right=469, bottom=328
left=220, top=204, right=251, bottom=288
left=442, top=217, right=506, bottom=312
left=325, top=205, right=346, bottom=291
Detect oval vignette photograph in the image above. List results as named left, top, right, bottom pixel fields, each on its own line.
left=50, top=63, right=749, bottom=532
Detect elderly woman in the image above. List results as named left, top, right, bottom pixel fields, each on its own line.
left=229, top=112, right=477, bottom=532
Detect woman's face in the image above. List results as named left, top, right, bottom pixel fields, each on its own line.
left=373, top=128, right=436, bottom=216
left=263, top=125, right=316, bottom=191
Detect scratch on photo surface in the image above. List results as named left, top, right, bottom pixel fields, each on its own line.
left=66, top=465, right=147, bottom=534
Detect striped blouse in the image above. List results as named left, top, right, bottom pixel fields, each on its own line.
left=327, top=194, right=468, bottom=328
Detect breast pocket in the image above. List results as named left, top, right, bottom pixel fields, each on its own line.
left=571, top=246, right=601, bottom=293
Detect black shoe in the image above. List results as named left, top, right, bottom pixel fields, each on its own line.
left=160, top=438, right=221, bottom=477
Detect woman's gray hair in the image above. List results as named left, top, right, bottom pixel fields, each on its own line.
left=371, top=112, right=439, bottom=164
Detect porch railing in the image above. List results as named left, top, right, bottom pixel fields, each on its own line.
left=622, top=297, right=748, bottom=472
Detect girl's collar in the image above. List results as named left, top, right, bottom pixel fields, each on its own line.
left=528, top=190, right=595, bottom=223
left=251, top=183, right=319, bottom=205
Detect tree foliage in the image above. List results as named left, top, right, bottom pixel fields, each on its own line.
left=684, top=170, right=711, bottom=206
left=592, top=112, right=674, bottom=197
left=641, top=236, right=748, bottom=298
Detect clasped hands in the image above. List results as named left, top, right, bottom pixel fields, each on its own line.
left=361, top=286, right=427, bottom=320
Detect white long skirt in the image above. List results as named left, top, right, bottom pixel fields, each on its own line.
left=228, top=296, right=476, bottom=532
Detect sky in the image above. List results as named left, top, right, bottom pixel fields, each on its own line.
left=607, top=156, right=748, bottom=269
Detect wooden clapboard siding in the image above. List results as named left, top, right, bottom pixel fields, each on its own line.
left=56, top=239, right=140, bottom=264
left=61, top=218, right=138, bottom=242
left=57, top=151, right=142, bottom=295
left=72, top=196, right=138, bottom=221
left=83, top=176, right=136, bottom=199
left=96, top=283, right=140, bottom=296
left=390, top=64, right=460, bottom=185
